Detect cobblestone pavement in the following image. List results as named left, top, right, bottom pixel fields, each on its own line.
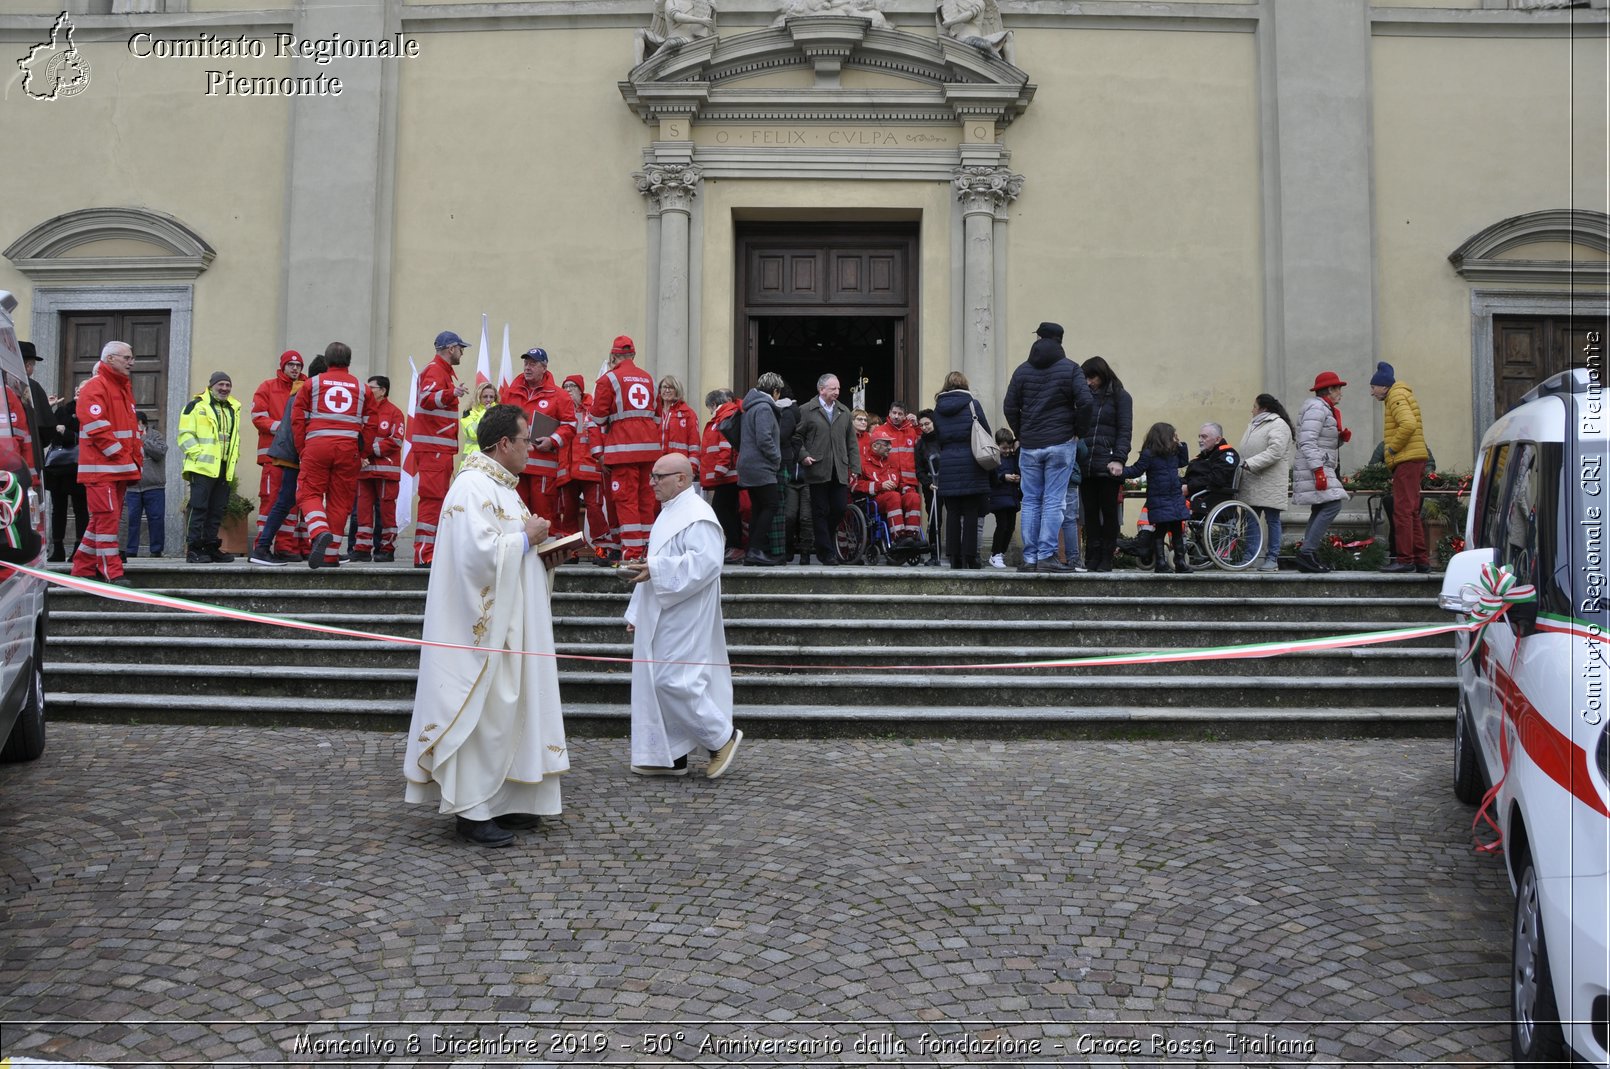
left=0, top=726, right=1510, bottom=1067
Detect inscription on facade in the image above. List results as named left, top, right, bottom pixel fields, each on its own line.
left=694, top=125, right=959, bottom=148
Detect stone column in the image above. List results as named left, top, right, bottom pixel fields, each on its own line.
left=953, top=165, right=1023, bottom=412
left=634, top=163, right=702, bottom=391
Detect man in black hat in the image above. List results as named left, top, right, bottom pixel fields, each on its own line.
left=1003, top=321, right=1094, bottom=572
left=19, top=342, right=53, bottom=476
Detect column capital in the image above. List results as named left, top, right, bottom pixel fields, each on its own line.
left=634, top=163, right=703, bottom=214
left=953, top=165, right=1023, bottom=217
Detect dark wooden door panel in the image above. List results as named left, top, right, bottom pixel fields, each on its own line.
left=59, top=311, right=170, bottom=424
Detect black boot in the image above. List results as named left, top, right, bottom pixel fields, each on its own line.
left=48, top=545, right=66, bottom=563
left=1295, top=548, right=1328, bottom=574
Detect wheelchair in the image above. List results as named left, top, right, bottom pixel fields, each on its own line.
left=834, top=493, right=929, bottom=565
left=1180, top=491, right=1262, bottom=572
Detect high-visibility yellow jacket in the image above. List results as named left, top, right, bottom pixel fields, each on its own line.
left=177, top=391, right=242, bottom=479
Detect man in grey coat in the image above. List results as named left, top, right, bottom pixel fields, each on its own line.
left=793, top=372, right=859, bottom=566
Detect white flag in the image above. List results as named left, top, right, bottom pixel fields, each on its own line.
left=498, top=322, right=513, bottom=392
left=474, top=313, right=492, bottom=388
left=396, top=357, right=419, bottom=530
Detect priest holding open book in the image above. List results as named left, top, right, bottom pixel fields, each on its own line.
left=404, top=404, right=577, bottom=847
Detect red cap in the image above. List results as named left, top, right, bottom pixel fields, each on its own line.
left=563, top=374, right=586, bottom=391
left=280, top=350, right=303, bottom=370
left=1310, top=370, right=1347, bottom=392
left=610, top=335, right=635, bottom=356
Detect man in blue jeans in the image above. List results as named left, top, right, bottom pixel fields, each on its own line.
left=1003, top=322, right=1094, bottom=573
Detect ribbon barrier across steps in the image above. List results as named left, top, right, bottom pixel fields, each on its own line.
left=9, top=560, right=1536, bottom=676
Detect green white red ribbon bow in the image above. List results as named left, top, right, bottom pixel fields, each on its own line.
left=0, top=470, right=21, bottom=550
left=1458, top=562, right=1537, bottom=664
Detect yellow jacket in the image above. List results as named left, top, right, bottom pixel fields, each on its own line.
left=1382, top=381, right=1428, bottom=469
left=177, top=391, right=242, bottom=479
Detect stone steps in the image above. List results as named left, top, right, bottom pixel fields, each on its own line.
left=45, top=634, right=1451, bottom=677
left=41, top=562, right=1456, bottom=731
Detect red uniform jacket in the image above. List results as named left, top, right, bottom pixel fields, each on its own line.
left=589, top=358, right=660, bottom=466
left=855, top=452, right=903, bottom=496
left=502, top=371, right=576, bottom=483
left=361, top=397, right=405, bottom=482
left=77, top=363, right=142, bottom=484
left=251, top=370, right=300, bottom=462
left=700, top=400, right=741, bottom=489
left=408, top=353, right=460, bottom=458
left=660, top=399, right=701, bottom=476
left=569, top=406, right=603, bottom=483
left=881, top=419, right=921, bottom=487
left=293, top=369, right=379, bottom=454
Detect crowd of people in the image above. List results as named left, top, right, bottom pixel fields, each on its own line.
left=27, top=321, right=1431, bottom=582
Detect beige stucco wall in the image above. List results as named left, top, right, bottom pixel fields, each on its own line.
left=1004, top=26, right=1265, bottom=448
left=1372, top=31, right=1610, bottom=467
left=388, top=27, right=647, bottom=390
left=0, top=37, right=290, bottom=396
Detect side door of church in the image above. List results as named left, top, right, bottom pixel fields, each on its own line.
left=1492, top=314, right=1607, bottom=417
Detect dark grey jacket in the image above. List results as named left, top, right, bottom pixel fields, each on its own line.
left=793, top=395, right=859, bottom=485
left=736, top=388, right=780, bottom=488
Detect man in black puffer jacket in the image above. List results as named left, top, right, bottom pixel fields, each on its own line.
left=1002, top=323, right=1094, bottom=573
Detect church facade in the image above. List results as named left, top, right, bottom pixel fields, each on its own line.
left=2, top=0, right=1605, bottom=549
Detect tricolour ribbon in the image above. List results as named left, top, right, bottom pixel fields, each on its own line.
left=0, top=470, right=21, bottom=550
left=0, top=559, right=1544, bottom=675
left=1457, top=562, right=1537, bottom=665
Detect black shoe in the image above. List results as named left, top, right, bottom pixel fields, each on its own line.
left=1415, top=564, right=1431, bottom=574
left=1040, top=559, right=1078, bottom=573
left=1294, top=551, right=1328, bottom=574
left=817, top=554, right=839, bottom=566
left=1175, top=563, right=1190, bottom=574
left=249, top=548, right=289, bottom=567
left=207, top=547, right=235, bottom=564
left=492, top=813, right=542, bottom=831
left=373, top=550, right=395, bottom=563
left=455, top=817, right=515, bottom=847
left=308, top=531, right=334, bottom=570
left=744, top=552, right=780, bottom=567
left=186, top=549, right=210, bottom=564
left=107, top=577, right=132, bottom=588
left=1016, top=561, right=1037, bottom=573
left=1380, top=561, right=1415, bottom=573
left=414, top=561, right=432, bottom=570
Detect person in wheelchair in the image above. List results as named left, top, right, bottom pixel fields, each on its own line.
left=1184, top=422, right=1240, bottom=518
left=855, top=434, right=925, bottom=545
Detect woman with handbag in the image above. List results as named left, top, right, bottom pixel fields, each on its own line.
left=932, top=371, right=993, bottom=570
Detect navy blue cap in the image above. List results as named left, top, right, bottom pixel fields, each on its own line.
left=434, top=330, right=469, bottom=350
left=523, top=347, right=549, bottom=362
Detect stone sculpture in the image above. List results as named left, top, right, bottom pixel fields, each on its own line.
left=634, top=0, right=718, bottom=67
left=937, top=0, right=1015, bottom=66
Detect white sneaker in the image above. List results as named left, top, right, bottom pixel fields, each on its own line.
left=988, top=554, right=1006, bottom=569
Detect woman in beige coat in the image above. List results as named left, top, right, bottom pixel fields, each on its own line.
left=1236, top=393, right=1294, bottom=571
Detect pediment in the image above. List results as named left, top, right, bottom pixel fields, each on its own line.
left=4, top=206, right=215, bottom=283
left=620, top=17, right=1034, bottom=127
left=1449, top=209, right=1610, bottom=285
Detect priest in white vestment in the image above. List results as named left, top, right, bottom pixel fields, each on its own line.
left=404, top=405, right=569, bottom=846
left=622, top=452, right=742, bottom=778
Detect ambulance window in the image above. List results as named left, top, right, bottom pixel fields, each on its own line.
left=1474, top=444, right=1512, bottom=550
left=1496, top=443, right=1539, bottom=588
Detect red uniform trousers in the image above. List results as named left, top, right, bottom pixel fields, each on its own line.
left=1391, top=459, right=1428, bottom=567
left=607, top=462, right=654, bottom=559
left=413, top=452, right=453, bottom=566
left=297, top=439, right=360, bottom=564
left=257, top=464, right=307, bottom=553
left=354, top=477, right=399, bottom=554
left=875, top=488, right=924, bottom=535
left=71, top=482, right=128, bottom=580
left=559, top=480, right=608, bottom=544
left=516, top=474, right=562, bottom=529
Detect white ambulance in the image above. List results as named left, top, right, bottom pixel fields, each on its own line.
left=1439, top=366, right=1609, bottom=1065
left=0, top=291, right=47, bottom=762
